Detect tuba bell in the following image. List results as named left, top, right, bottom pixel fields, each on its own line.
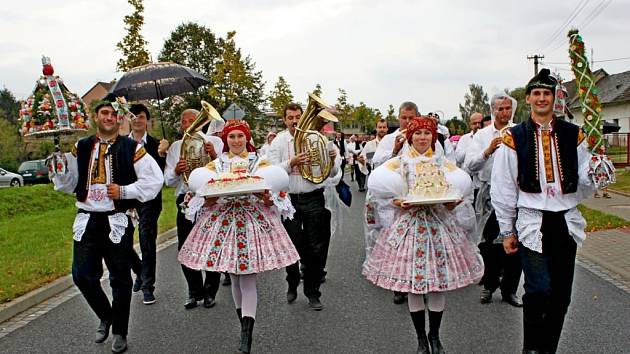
left=180, top=100, right=223, bottom=184
left=294, top=93, right=339, bottom=184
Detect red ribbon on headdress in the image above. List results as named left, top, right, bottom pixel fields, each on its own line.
left=221, top=120, right=257, bottom=152
left=406, top=116, right=437, bottom=149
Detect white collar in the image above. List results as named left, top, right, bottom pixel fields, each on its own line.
left=129, top=131, right=148, bottom=144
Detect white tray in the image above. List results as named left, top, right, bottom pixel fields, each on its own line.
left=402, top=194, right=462, bottom=206
left=197, top=184, right=268, bottom=198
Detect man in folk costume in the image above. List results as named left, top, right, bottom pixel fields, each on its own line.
left=163, top=108, right=222, bottom=310
left=491, top=69, right=595, bottom=353
left=347, top=134, right=367, bottom=191
left=51, top=96, right=163, bottom=353
left=455, top=112, right=483, bottom=199
left=126, top=104, right=168, bottom=305
left=357, top=118, right=389, bottom=177
left=268, top=102, right=341, bottom=310
left=465, top=93, right=523, bottom=307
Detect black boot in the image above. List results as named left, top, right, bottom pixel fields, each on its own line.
left=237, top=316, right=255, bottom=354
left=410, top=311, right=429, bottom=354
left=428, top=311, right=445, bottom=354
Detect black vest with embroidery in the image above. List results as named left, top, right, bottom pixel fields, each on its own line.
left=75, top=135, right=139, bottom=211
left=510, top=118, right=579, bottom=194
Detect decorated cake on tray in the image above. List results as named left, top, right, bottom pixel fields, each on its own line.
left=18, top=56, right=90, bottom=137
left=403, top=162, right=461, bottom=205
left=198, top=172, right=269, bottom=197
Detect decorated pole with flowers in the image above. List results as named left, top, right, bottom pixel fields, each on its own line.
left=567, top=28, right=615, bottom=187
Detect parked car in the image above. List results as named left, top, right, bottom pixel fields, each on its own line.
left=0, top=167, right=23, bottom=187
left=18, top=160, right=50, bottom=185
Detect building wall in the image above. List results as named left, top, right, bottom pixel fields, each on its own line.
left=570, top=102, right=630, bottom=133
left=81, top=85, right=109, bottom=108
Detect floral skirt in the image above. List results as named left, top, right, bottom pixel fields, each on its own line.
left=178, top=197, right=299, bottom=275
left=363, top=206, right=484, bottom=294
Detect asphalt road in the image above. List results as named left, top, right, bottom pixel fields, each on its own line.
left=1, top=181, right=629, bottom=354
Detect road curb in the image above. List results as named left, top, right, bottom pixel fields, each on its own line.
left=609, top=189, right=630, bottom=198
left=0, top=228, right=177, bottom=324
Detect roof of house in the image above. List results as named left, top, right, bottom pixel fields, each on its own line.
left=565, top=68, right=630, bottom=108
left=81, top=81, right=114, bottom=100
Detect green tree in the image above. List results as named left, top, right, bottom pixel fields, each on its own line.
left=0, top=88, right=20, bottom=124
left=312, top=83, right=322, bottom=97
left=268, top=76, right=294, bottom=119
left=116, top=0, right=150, bottom=72
left=209, top=31, right=265, bottom=142
left=335, top=88, right=353, bottom=130
left=352, top=102, right=380, bottom=133
left=0, top=117, right=22, bottom=171
left=158, top=22, right=223, bottom=132
left=508, top=87, right=529, bottom=123
left=385, top=104, right=396, bottom=122
left=444, top=118, right=468, bottom=136
left=458, top=84, right=490, bottom=123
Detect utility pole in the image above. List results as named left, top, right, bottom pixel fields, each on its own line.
left=527, top=54, right=545, bottom=75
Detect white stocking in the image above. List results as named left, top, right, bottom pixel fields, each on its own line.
left=230, top=274, right=242, bottom=309
left=408, top=293, right=425, bottom=312
left=426, top=292, right=446, bottom=312
left=238, top=274, right=258, bottom=319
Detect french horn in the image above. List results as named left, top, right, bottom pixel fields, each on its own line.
left=180, top=100, right=223, bottom=184
left=294, top=93, right=339, bottom=184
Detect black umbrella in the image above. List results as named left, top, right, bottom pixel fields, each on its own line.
left=109, top=62, right=210, bottom=137
left=603, top=120, right=621, bottom=134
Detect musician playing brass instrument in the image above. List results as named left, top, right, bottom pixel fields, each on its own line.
left=268, top=99, right=341, bottom=311
left=164, top=107, right=223, bottom=310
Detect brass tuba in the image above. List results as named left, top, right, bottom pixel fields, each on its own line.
left=294, top=93, right=339, bottom=184
left=180, top=100, right=223, bottom=184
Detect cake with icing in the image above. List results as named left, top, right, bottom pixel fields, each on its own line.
left=199, top=172, right=268, bottom=197
left=409, top=162, right=452, bottom=198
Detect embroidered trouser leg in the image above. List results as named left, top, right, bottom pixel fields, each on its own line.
left=520, top=211, right=576, bottom=352
left=176, top=194, right=220, bottom=299
left=72, top=213, right=134, bottom=336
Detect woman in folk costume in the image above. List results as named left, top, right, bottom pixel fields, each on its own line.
left=178, top=120, right=299, bottom=354
left=363, top=116, right=483, bottom=354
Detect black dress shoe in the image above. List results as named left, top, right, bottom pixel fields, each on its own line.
left=111, top=334, right=128, bottom=353
left=522, top=350, right=540, bottom=354
left=393, top=292, right=407, bottom=304
left=132, top=276, right=142, bottom=292
left=95, top=320, right=111, bottom=343
left=480, top=289, right=493, bottom=304
left=184, top=297, right=198, bottom=309
left=203, top=296, right=216, bottom=308
left=502, top=294, right=523, bottom=307
left=308, top=297, right=323, bottom=311
left=287, top=288, right=297, bottom=304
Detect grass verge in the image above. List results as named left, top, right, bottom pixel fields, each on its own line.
left=578, top=204, right=630, bottom=232
left=610, top=169, right=630, bottom=194
left=0, top=184, right=175, bottom=304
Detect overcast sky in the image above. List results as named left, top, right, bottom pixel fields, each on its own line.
left=1, top=0, right=629, bottom=120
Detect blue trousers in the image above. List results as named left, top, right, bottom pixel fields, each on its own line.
left=520, top=210, right=576, bottom=353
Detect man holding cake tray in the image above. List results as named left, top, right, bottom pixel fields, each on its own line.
left=268, top=102, right=342, bottom=311
left=464, top=93, right=523, bottom=307
left=163, top=108, right=223, bottom=310
left=177, top=119, right=299, bottom=354
left=363, top=116, right=484, bottom=354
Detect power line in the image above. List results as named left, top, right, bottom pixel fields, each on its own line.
left=542, top=56, right=630, bottom=65
left=581, top=0, right=613, bottom=29
left=540, top=0, right=590, bottom=52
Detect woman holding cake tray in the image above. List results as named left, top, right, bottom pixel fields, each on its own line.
left=178, top=120, right=299, bottom=354
left=363, top=116, right=484, bottom=354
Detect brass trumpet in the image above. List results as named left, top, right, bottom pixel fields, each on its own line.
left=180, top=101, right=223, bottom=184
left=294, top=93, right=339, bottom=184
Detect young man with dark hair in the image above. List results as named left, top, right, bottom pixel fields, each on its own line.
left=127, top=103, right=168, bottom=305
left=268, top=103, right=341, bottom=311
left=51, top=97, right=163, bottom=353
left=491, top=69, right=595, bottom=353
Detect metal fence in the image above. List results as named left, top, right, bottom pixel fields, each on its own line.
left=604, top=133, right=629, bottom=167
